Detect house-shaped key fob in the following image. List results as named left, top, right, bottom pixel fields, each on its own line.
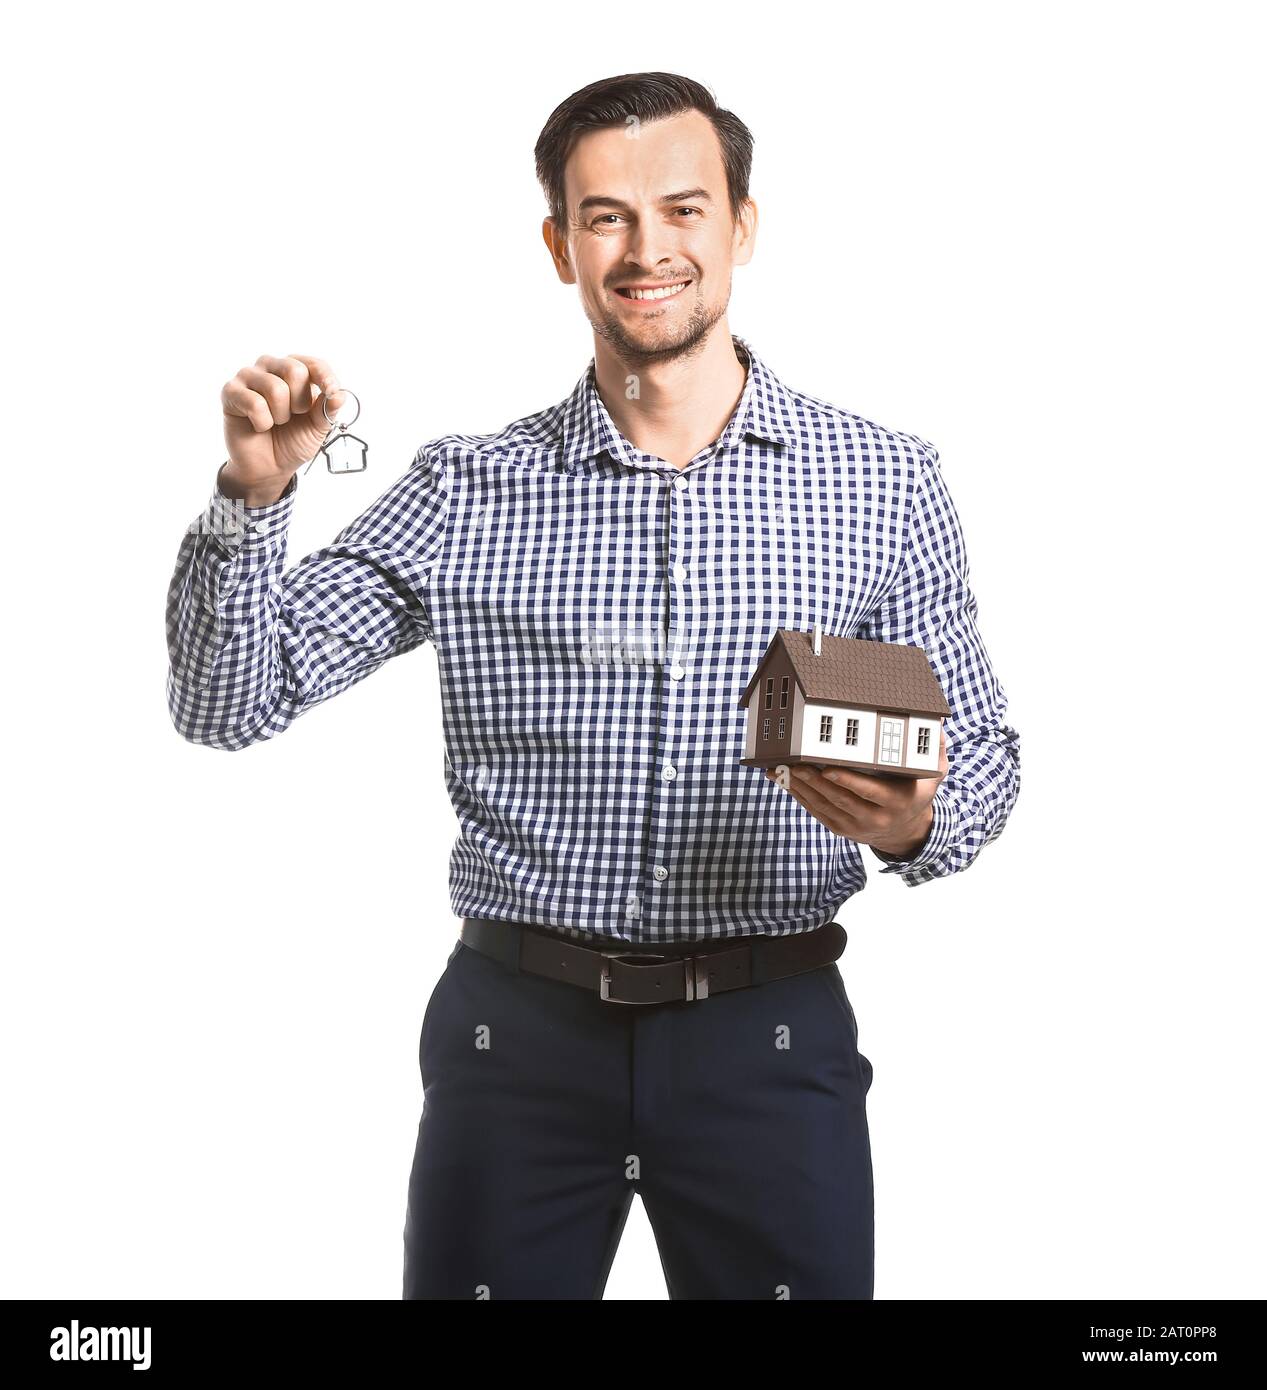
left=738, top=628, right=951, bottom=779
left=321, top=431, right=369, bottom=474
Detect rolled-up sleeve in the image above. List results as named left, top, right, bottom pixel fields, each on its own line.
left=165, top=446, right=450, bottom=751
left=860, top=440, right=1021, bottom=885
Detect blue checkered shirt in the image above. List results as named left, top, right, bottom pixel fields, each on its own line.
left=166, top=335, right=1021, bottom=942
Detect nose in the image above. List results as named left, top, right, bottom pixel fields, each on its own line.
left=623, top=215, right=678, bottom=274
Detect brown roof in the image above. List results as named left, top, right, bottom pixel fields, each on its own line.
left=738, top=629, right=951, bottom=717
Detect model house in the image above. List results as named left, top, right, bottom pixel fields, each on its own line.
left=738, top=628, right=951, bottom=778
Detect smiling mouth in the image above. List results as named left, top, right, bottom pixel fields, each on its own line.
left=615, top=279, right=692, bottom=301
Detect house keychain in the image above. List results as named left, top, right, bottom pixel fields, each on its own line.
left=303, top=387, right=368, bottom=475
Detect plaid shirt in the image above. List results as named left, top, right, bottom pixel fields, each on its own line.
left=166, top=335, right=1020, bottom=942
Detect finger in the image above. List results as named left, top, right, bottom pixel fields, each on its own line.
left=286, top=353, right=343, bottom=413
left=766, top=770, right=813, bottom=814
left=789, top=771, right=861, bottom=833
left=238, top=365, right=293, bottom=426
left=256, top=354, right=312, bottom=415
left=221, top=379, right=274, bottom=433
left=768, top=768, right=855, bottom=836
left=795, top=763, right=887, bottom=815
left=819, top=763, right=891, bottom=806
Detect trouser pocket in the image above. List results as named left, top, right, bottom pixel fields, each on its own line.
left=814, top=962, right=873, bottom=1094
left=419, top=939, right=465, bottom=1065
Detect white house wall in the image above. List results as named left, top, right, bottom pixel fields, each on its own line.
left=798, top=702, right=942, bottom=771
left=799, top=703, right=877, bottom=764
left=904, top=717, right=941, bottom=772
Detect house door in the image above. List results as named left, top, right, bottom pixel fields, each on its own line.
left=878, top=717, right=904, bottom=766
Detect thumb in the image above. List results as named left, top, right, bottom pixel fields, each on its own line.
left=308, top=380, right=346, bottom=428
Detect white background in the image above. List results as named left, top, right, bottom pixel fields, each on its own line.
left=3, top=0, right=1262, bottom=1300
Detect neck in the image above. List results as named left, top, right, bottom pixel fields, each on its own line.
left=593, top=323, right=748, bottom=470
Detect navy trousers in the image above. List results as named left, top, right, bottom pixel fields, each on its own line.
left=402, top=933, right=875, bottom=1300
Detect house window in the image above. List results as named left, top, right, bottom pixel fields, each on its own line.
left=778, top=717, right=786, bottom=739
left=762, top=718, right=770, bottom=742
left=917, top=725, right=931, bottom=755
left=845, top=718, right=859, bottom=746
left=780, top=676, right=789, bottom=709
left=819, top=715, right=833, bottom=742
left=764, top=677, right=774, bottom=710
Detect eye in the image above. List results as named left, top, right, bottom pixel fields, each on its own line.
left=592, top=214, right=623, bottom=227
left=673, top=207, right=702, bottom=218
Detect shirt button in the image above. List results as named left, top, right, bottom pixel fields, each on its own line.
left=662, top=764, right=677, bottom=781
left=674, top=476, right=690, bottom=492
left=672, top=563, right=687, bottom=582
left=653, top=865, right=669, bottom=882
left=669, top=664, right=686, bottom=680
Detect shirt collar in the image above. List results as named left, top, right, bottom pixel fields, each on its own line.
left=558, top=333, right=797, bottom=470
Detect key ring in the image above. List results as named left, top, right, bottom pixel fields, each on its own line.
left=303, top=387, right=368, bottom=475
left=322, top=388, right=361, bottom=431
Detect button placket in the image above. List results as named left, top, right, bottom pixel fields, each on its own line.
left=647, top=467, right=696, bottom=910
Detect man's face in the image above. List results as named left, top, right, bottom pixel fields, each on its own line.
left=546, top=110, right=756, bottom=364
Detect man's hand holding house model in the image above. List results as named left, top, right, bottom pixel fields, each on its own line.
left=766, top=726, right=948, bottom=858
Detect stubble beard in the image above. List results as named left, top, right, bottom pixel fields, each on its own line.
left=588, top=281, right=731, bottom=370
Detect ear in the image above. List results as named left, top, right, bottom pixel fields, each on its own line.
left=730, top=198, right=758, bottom=268
left=542, top=217, right=576, bottom=285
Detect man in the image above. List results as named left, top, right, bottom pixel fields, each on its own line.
left=166, top=71, right=1021, bottom=1300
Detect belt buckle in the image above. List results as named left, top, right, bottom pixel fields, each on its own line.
left=598, top=951, right=709, bottom=1004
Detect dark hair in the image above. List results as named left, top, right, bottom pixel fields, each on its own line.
left=534, top=72, right=754, bottom=232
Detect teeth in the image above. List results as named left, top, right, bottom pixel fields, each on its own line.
left=623, top=282, right=689, bottom=300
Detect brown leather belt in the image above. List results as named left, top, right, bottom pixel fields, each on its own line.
left=458, top=916, right=847, bottom=1006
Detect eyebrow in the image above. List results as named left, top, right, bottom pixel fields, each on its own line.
left=576, top=188, right=715, bottom=214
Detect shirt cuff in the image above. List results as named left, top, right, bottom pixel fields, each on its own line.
left=871, top=784, right=960, bottom=878
left=193, top=464, right=298, bottom=556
